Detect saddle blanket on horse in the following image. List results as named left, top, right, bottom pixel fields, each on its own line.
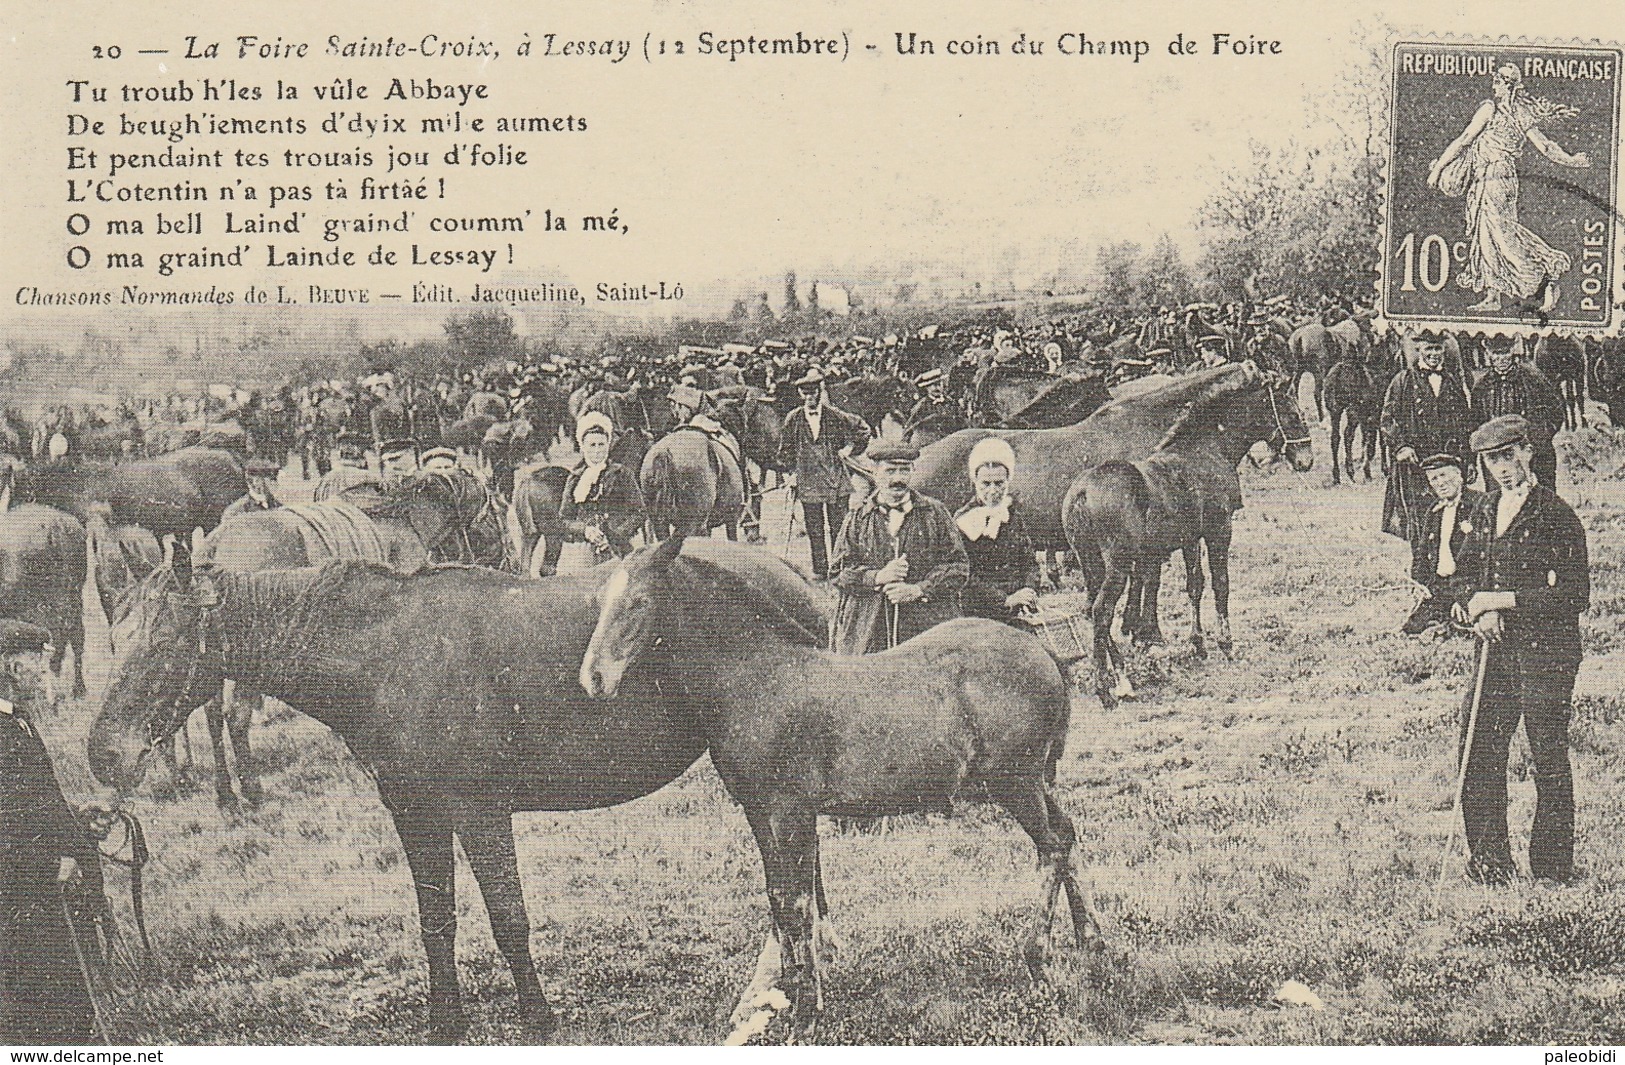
left=282, top=502, right=390, bottom=565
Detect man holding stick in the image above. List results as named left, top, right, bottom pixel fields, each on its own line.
left=1449, top=414, right=1590, bottom=885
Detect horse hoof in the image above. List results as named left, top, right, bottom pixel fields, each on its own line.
left=241, top=784, right=266, bottom=809
left=1191, top=639, right=1207, bottom=660
left=215, top=791, right=241, bottom=813
left=1097, top=689, right=1118, bottom=711
left=1217, top=640, right=1234, bottom=658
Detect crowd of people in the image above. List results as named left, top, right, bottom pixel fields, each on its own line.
left=1, top=291, right=1609, bottom=1044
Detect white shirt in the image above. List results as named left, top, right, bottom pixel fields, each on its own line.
left=1425, top=371, right=1443, bottom=398
left=1434, top=497, right=1459, bottom=577
left=881, top=495, right=913, bottom=539
left=1495, top=485, right=1531, bottom=537
left=804, top=406, right=822, bottom=442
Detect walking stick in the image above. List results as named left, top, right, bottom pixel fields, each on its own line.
left=61, top=889, right=116, bottom=1045
left=782, top=486, right=798, bottom=556
left=1434, top=634, right=1492, bottom=904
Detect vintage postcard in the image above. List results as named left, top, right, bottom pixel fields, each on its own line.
left=3, top=0, right=1625, bottom=1054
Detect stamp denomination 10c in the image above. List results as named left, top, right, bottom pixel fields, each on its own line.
left=1383, top=40, right=1622, bottom=335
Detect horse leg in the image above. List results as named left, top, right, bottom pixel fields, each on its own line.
left=740, top=805, right=821, bottom=1042
left=202, top=692, right=238, bottom=810
left=1136, top=556, right=1166, bottom=646
left=458, top=811, right=555, bottom=1037
left=1045, top=788, right=1105, bottom=949
left=388, top=802, right=467, bottom=1041
left=1361, top=418, right=1376, bottom=481
left=1183, top=545, right=1207, bottom=659
left=231, top=689, right=264, bottom=808
left=1209, top=525, right=1235, bottom=657
left=1092, top=559, right=1130, bottom=709
left=994, top=779, right=1101, bottom=977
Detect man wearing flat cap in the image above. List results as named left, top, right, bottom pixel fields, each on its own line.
left=220, top=456, right=284, bottom=523
left=830, top=439, right=967, bottom=654
left=778, top=368, right=871, bottom=581
left=1381, top=329, right=1474, bottom=543
left=1449, top=413, right=1590, bottom=885
left=905, top=368, right=966, bottom=439
left=2, top=621, right=102, bottom=1044
left=1401, top=452, right=1486, bottom=635
left=1470, top=335, right=1564, bottom=493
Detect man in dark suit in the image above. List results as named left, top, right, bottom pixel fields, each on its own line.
left=2, top=621, right=102, bottom=1045
left=1470, top=335, right=1565, bottom=493
left=904, top=368, right=965, bottom=437
left=777, top=369, right=870, bottom=580
left=830, top=439, right=967, bottom=654
left=1382, top=329, right=1475, bottom=544
left=1402, top=452, right=1487, bottom=634
left=1451, top=414, right=1590, bottom=885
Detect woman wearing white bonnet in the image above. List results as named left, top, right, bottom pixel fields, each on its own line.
left=558, top=410, right=645, bottom=566
left=954, top=436, right=1040, bottom=624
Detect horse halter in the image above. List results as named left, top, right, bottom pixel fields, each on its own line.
left=1264, top=382, right=1311, bottom=453
left=147, top=589, right=224, bottom=745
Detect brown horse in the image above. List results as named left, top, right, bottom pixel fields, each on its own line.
left=580, top=537, right=1101, bottom=1040
left=910, top=362, right=1275, bottom=552
left=147, top=469, right=491, bottom=810
left=89, top=539, right=828, bottom=1041
left=1287, top=320, right=1339, bottom=422
left=0, top=504, right=88, bottom=701
left=1063, top=372, right=1314, bottom=707
left=640, top=427, right=747, bottom=539
left=1323, top=358, right=1383, bottom=485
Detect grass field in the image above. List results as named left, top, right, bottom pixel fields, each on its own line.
left=32, top=413, right=1625, bottom=1045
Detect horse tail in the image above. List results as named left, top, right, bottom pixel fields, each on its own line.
left=1065, top=459, right=1151, bottom=565
left=643, top=443, right=678, bottom=533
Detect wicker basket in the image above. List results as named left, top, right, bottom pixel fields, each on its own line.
left=1019, top=604, right=1092, bottom=663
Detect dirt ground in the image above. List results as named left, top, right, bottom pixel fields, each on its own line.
left=32, top=407, right=1625, bottom=1045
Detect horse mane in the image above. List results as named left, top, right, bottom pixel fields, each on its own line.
left=666, top=552, right=827, bottom=649
left=1150, top=369, right=1268, bottom=452
left=360, top=469, right=483, bottom=523
left=127, top=559, right=402, bottom=666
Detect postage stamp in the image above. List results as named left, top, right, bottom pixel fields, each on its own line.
left=1382, top=39, right=1624, bottom=335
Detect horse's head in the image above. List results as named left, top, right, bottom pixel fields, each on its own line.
left=89, top=565, right=228, bottom=793
left=1252, top=371, right=1315, bottom=472
left=580, top=535, right=685, bottom=698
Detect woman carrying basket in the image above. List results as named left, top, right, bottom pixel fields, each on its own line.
left=954, top=437, right=1040, bottom=626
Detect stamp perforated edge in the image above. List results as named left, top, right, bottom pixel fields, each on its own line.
left=1374, top=32, right=1625, bottom=340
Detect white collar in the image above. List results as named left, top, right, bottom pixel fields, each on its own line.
left=957, top=498, right=1011, bottom=541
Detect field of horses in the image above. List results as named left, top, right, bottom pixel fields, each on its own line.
left=36, top=414, right=1625, bottom=1046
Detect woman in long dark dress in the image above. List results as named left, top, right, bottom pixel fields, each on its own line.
left=954, top=437, right=1040, bottom=625
left=559, top=411, right=645, bottom=564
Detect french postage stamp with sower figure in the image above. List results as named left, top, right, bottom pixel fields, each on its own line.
left=1383, top=40, right=1623, bottom=335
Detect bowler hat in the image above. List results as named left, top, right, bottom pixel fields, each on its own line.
left=379, top=438, right=418, bottom=457
left=915, top=368, right=946, bottom=387
left=1470, top=414, right=1531, bottom=453
left=793, top=368, right=826, bottom=389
